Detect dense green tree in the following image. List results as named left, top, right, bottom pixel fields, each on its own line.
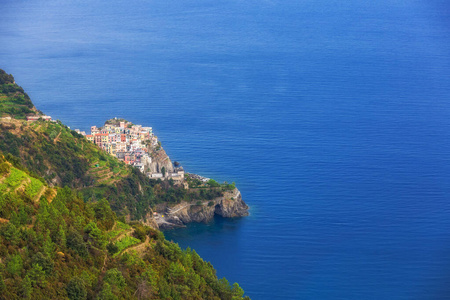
left=66, top=276, right=87, bottom=300
left=103, top=268, right=126, bottom=288
left=0, top=273, right=4, bottom=292
left=107, top=242, right=119, bottom=255
left=27, top=263, right=46, bottom=287
left=17, top=205, right=29, bottom=225
left=168, top=262, right=187, bottom=285
left=7, top=254, right=22, bottom=276
left=32, top=252, right=54, bottom=275
left=232, top=283, right=245, bottom=299
left=43, top=230, right=56, bottom=257
left=0, top=162, right=10, bottom=175
left=132, top=223, right=148, bottom=242
left=94, top=198, right=116, bottom=230
left=84, top=221, right=107, bottom=249
left=67, top=228, right=88, bottom=257
left=140, top=267, right=158, bottom=296
left=21, top=275, right=32, bottom=298
left=208, top=179, right=221, bottom=187
left=9, top=211, right=20, bottom=227
left=55, top=224, right=67, bottom=247
left=1, top=222, right=19, bottom=245
left=97, top=283, right=118, bottom=300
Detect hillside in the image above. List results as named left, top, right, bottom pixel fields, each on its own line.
left=0, top=70, right=39, bottom=119
left=0, top=69, right=250, bottom=299
left=0, top=154, right=248, bottom=299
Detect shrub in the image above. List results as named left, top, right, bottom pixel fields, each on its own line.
left=107, top=242, right=119, bottom=255
left=0, top=162, right=10, bottom=175
left=66, top=229, right=88, bottom=257
left=7, top=254, right=22, bottom=275
left=103, top=268, right=126, bottom=288
left=132, top=224, right=148, bottom=242
left=207, top=179, right=220, bottom=187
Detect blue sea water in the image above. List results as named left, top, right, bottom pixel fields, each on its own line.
left=2, top=1, right=450, bottom=299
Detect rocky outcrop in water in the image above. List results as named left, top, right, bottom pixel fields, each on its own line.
left=152, top=188, right=249, bottom=230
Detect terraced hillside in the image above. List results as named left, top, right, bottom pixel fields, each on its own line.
left=0, top=156, right=57, bottom=221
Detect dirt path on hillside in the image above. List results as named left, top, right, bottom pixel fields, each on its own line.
left=96, top=175, right=113, bottom=184
left=167, top=203, right=193, bottom=214
left=33, top=124, right=42, bottom=132
left=33, top=186, right=46, bottom=202
left=14, top=177, right=30, bottom=193
left=123, top=236, right=151, bottom=256
left=113, top=228, right=134, bottom=242
left=47, top=189, right=57, bottom=203
left=53, top=131, right=62, bottom=143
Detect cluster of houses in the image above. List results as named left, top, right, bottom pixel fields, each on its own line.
left=76, top=118, right=184, bottom=181
left=26, top=115, right=53, bottom=122
left=79, top=119, right=156, bottom=173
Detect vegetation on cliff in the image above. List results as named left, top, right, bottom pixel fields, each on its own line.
left=0, top=69, right=250, bottom=299
left=0, top=70, right=36, bottom=119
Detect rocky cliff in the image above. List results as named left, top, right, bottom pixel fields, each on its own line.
left=152, top=188, right=249, bottom=230
left=147, top=147, right=174, bottom=175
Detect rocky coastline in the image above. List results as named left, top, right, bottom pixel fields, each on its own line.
left=149, top=188, right=249, bottom=230
left=83, top=118, right=250, bottom=229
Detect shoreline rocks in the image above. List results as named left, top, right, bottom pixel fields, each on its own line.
left=151, top=188, right=249, bottom=230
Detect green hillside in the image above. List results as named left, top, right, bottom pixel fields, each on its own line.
left=0, top=70, right=37, bottom=119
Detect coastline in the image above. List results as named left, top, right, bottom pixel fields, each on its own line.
left=82, top=118, right=250, bottom=228
left=151, top=188, right=249, bottom=230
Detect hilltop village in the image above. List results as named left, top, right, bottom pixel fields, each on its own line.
left=76, top=118, right=186, bottom=181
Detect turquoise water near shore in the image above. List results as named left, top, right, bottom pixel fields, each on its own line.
left=2, top=1, right=450, bottom=299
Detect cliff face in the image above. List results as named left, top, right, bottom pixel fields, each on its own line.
left=153, top=188, right=249, bottom=230
left=147, top=147, right=174, bottom=175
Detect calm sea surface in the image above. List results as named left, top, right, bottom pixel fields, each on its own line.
left=2, top=1, right=450, bottom=299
